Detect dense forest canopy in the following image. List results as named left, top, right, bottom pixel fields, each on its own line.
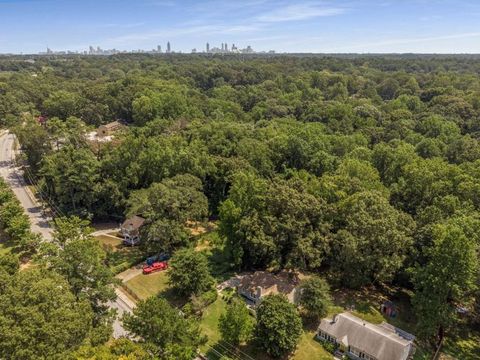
left=1, top=54, right=480, bottom=355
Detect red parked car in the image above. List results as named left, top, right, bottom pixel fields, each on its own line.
left=142, top=261, right=168, bottom=275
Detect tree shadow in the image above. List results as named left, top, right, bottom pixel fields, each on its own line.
left=158, top=287, right=188, bottom=308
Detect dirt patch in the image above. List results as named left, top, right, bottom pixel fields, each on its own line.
left=20, top=261, right=33, bottom=271
left=187, top=220, right=217, bottom=236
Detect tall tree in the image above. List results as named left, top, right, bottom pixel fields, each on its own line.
left=332, top=191, right=414, bottom=288
left=37, top=217, right=116, bottom=333
left=255, top=295, right=302, bottom=358
left=412, top=223, right=478, bottom=340
left=123, top=297, right=206, bottom=360
left=127, top=174, right=208, bottom=253
left=0, top=269, right=93, bottom=360
left=219, top=172, right=330, bottom=270
left=219, top=298, right=254, bottom=345
left=168, top=248, right=214, bottom=297
left=298, top=276, right=332, bottom=319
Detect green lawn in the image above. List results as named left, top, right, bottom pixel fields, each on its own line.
left=124, top=270, right=170, bottom=300
left=293, top=331, right=332, bottom=360
left=199, top=297, right=228, bottom=351
left=95, top=234, right=123, bottom=249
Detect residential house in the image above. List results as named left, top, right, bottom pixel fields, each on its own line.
left=97, top=120, right=125, bottom=137
left=237, top=271, right=300, bottom=306
left=120, top=215, right=145, bottom=246
left=317, top=312, right=415, bottom=360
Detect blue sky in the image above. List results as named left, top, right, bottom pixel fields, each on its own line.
left=1, top=0, right=480, bottom=54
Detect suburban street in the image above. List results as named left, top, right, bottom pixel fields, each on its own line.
left=0, top=130, right=133, bottom=338
left=0, top=131, right=53, bottom=240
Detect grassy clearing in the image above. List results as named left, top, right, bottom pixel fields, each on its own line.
left=124, top=270, right=170, bottom=301
left=197, top=230, right=235, bottom=282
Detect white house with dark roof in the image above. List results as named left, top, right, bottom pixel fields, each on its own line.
left=120, top=215, right=145, bottom=246
left=317, top=312, right=415, bottom=360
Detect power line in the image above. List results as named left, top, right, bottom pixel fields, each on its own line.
left=22, top=165, right=66, bottom=219
left=214, top=342, right=243, bottom=360
left=203, top=344, right=226, bottom=360
left=217, top=340, right=256, bottom=360
left=23, top=166, right=64, bottom=217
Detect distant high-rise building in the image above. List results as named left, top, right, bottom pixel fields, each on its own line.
left=225, top=42, right=228, bottom=52
left=206, top=42, right=210, bottom=53
left=157, top=45, right=162, bottom=53
left=167, top=41, right=171, bottom=53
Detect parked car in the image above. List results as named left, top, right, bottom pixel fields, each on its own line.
left=142, top=261, right=168, bottom=275
left=146, top=253, right=170, bottom=266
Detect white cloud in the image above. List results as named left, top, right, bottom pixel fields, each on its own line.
left=331, top=32, right=480, bottom=52
left=108, top=24, right=261, bottom=45
left=257, top=2, right=346, bottom=22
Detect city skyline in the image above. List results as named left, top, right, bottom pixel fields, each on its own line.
left=1, top=1, right=480, bottom=54
left=38, top=41, right=264, bottom=56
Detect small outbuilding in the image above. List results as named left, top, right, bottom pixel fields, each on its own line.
left=380, top=300, right=398, bottom=318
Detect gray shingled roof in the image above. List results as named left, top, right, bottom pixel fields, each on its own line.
left=121, top=215, right=145, bottom=231
left=318, top=312, right=413, bottom=360
left=237, top=271, right=298, bottom=296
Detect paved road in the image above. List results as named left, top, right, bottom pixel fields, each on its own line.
left=0, top=130, right=134, bottom=338
left=110, top=288, right=137, bottom=338
left=0, top=131, right=53, bottom=240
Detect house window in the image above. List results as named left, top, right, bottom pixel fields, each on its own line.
left=318, top=331, right=335, bottom=343
left=349, top=346, right=376, bottom=360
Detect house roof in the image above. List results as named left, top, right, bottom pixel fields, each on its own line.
left=238, top=271, right=298, bottom=297
left=318, top=313, right=414, bottom=360
left=104, top=120, right=122, bottom=128
left=121, top=215, right=145, bottom=231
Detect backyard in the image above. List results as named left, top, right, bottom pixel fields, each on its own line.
left=199, top=291, right=332, bottom=360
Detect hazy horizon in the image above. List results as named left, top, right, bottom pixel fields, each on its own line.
left=1, top=0, right=480, bottom=54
